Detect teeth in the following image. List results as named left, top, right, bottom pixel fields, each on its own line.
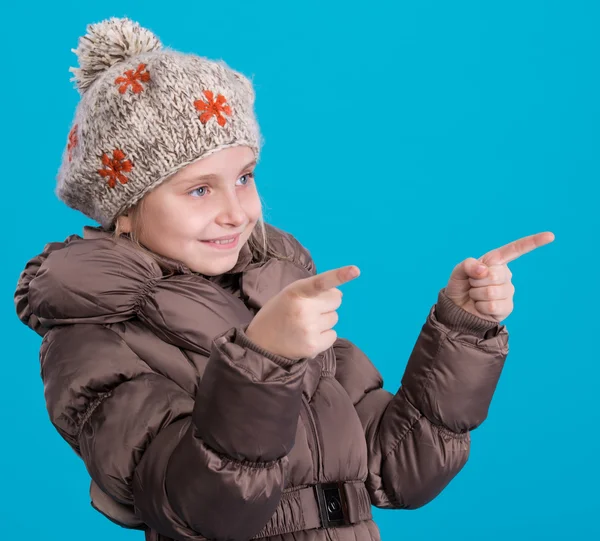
left=210, top=238, right=235, bottom=244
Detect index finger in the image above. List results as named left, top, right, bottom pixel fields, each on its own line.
left=294, top=265, right=360, bottom=298
left=480, top=231, right=555, bottom=266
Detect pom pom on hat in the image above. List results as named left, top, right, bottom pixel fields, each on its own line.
left=69, top=17, right=162, bottom=94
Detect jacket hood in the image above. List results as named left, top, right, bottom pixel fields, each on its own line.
left=14, top=225, right=265, bottom=337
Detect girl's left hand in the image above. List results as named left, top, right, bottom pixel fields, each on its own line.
left=444, top=232, right=555, bottom=323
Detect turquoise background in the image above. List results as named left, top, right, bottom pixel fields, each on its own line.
left=1, top=0, right=598, bottom=539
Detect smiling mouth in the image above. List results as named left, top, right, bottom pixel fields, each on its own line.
left=200, top=233, right=241, bottom=249
left=203, top=233, right=242, bottom=241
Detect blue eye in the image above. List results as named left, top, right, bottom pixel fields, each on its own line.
left=238, top=172, right=254, bottom=185
left=240, top=173, right=254, bottom=186
left=189, top=186, right=208, bottom=197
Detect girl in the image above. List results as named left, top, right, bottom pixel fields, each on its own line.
left=14, top=17, right=553, bottom=541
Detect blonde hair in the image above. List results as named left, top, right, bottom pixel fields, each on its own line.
left=111, top=196, right=294, bottom=270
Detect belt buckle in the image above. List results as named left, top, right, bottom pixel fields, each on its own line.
left=314, top=482, right=350, bottom=529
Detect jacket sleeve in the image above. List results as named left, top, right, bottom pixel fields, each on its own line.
left=39, top=322, right=307, bottom=541
left=333, top=288, right=509, bottom=510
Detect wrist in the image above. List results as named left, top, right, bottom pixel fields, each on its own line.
left=236, top=325, right=299, bottom=367
left=435, top=288, right=499, bottom=337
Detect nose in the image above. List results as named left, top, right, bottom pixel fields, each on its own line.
left=215, top=189, right=247, bottom=227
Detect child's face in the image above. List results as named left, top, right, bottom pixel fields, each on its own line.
left=125, top=145, right=262, bottom=276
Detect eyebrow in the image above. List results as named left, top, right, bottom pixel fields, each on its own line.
left=176, top=159, right=257, bottom=186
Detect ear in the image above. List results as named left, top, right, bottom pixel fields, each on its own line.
left=116, top=212, right=133, bottom=234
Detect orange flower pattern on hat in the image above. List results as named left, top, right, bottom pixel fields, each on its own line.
left=67, top=124, right=78, bottom=162
left=98, top=149, right=134, bottom=188
left=115, top=63, right=151, bottom=94
left=194, top=90, right=232, bottom=127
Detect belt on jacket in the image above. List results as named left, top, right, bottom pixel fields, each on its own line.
left=251, top=481, right=372, bottom=538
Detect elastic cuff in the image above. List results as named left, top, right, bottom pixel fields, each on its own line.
left=435, top=288, right=499, bottom=338
left=233, top=325, right=300, bottom=368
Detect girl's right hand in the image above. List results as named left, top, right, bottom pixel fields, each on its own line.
left=245, top=265, right=361, bottom=361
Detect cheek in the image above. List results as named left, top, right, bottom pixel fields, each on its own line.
left=138, top=195, right=187, bottom=244
left=143, top=203, right=170, bottom=234
left=244, top=189, right=263, bottom=220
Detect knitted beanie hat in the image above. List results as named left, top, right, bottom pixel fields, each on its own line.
left=57, top=17, right=262, bottom=228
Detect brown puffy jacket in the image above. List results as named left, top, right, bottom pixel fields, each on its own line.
left=14, top=223, right=508, bottom=541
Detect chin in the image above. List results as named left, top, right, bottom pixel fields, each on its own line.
left=188, top=254, right=239, bottom=276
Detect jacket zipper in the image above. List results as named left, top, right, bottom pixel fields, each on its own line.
left=302, top=395, right=323, bottom=482
left=302, top=398, right=338, bottom=540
